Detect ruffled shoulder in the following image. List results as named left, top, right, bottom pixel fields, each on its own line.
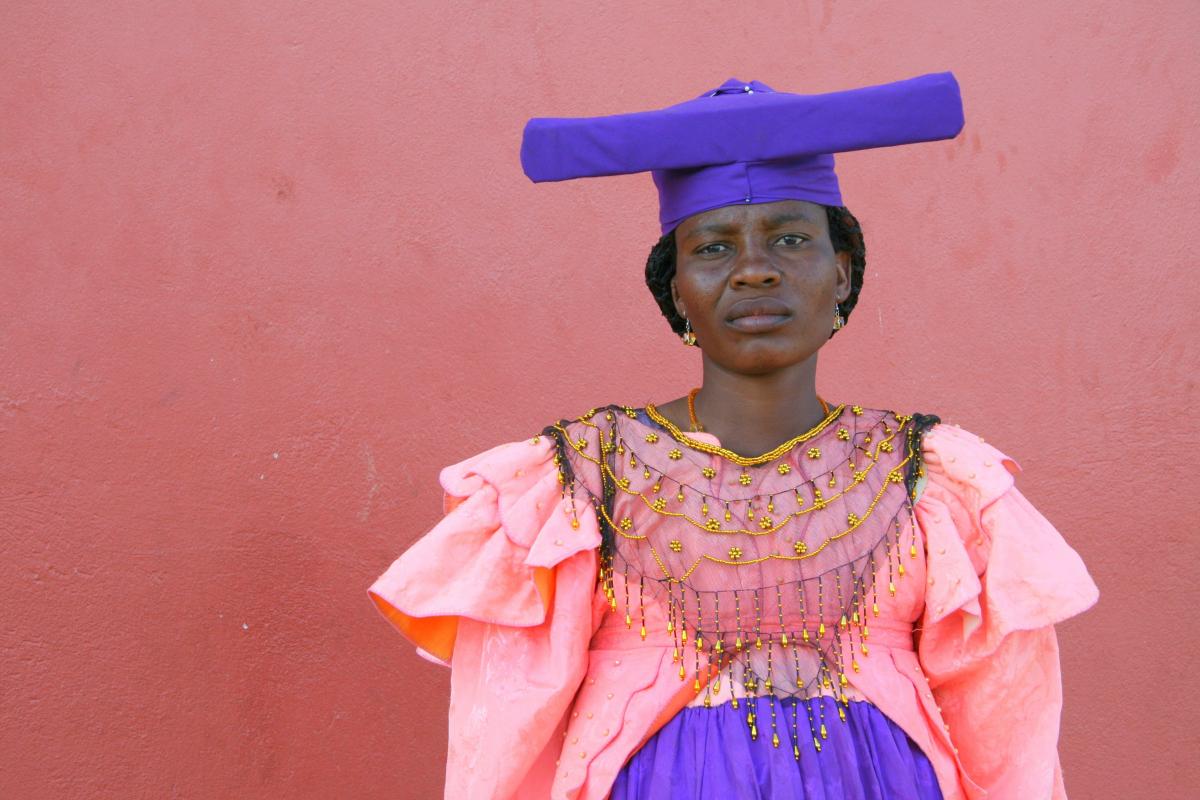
left=368, top=434, right=601, bottom=662
left=915, top=421, right=1099, bottom=645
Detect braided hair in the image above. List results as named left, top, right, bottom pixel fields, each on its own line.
left=644, top=205, right=867, bottom=339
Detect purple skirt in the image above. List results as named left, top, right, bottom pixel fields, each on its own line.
left=610, top=697, right=944, bottom=800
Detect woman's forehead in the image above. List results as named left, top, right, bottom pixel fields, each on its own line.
left=678, top=200, right=826, bottom=237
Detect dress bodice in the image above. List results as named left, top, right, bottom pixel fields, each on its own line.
left=547, top=403, right=935, bottom=749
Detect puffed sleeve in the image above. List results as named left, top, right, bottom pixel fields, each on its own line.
left=914, top=424, right=1099, bottom=799
left=368, top=435, right=602, bottom=800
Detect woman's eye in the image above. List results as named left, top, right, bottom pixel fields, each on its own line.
left=777, top=234, right=808, bottom=246
left=697, top=243, right=728, bottom=255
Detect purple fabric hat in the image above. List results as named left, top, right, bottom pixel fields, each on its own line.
left=521, top=72, right=965, bottom=234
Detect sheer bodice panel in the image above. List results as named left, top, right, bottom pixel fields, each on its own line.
left=548, top=404, right=930, bottom=740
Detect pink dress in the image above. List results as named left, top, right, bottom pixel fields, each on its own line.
left=369, top=404, right=1098, bottom=799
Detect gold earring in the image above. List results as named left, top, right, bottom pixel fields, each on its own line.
left=681, top=319, right=698, bottom=346
left=832, top=302, right=846, bottom=331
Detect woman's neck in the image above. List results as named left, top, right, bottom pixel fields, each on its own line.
left=658, top=356, right=828, bottom=457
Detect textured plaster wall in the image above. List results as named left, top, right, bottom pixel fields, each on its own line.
left=2, top=1, right=1196, bottom=798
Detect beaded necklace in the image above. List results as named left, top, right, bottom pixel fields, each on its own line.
left=541, top=403, right=939, bottom=760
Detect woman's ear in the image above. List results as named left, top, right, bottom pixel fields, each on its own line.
left=834, top=252, right=852, bottom=302
left=670, top=277, right=687, bottom=319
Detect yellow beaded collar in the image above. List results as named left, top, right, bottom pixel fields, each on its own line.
left=642, top=402, right=847, bottom=467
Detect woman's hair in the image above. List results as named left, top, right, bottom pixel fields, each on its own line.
left=644, top=205, right=867, bottom=339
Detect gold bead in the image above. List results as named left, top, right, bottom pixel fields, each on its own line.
left=777, top=463, right=791, bottom=475
left=702, top=466, right=716, bottom=478
left=645, top=432, right=659, bottom=443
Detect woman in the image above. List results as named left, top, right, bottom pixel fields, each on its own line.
left=369, top=72, right=1099, bottom=799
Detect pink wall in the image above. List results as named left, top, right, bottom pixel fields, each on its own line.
left=2, top=2, right=1196, bottom=797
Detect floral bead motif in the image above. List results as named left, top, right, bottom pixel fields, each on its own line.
left=777, top=463, right=792, bottom=475
left=793, top=541, right=808, bottom=556
left=669, top=539, right=683, bottom=552
left=668, top=449, right=683, bottom=460
left=738, top=473, right=753, bottom=486
left=728, top=546, right=744, bottom=561
left=702, top=467, right=716, bottom=478
left=807, top=447, right=821, bottom=459
left=645, top=432, right=659, bottom=443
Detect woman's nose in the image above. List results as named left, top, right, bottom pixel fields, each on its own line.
left=730, top=243, right=780, bottom=287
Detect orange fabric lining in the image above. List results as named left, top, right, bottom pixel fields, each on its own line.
left=369, top=564, right=556, bottom=665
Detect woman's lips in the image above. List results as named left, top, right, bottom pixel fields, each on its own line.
left=725, top=297, right=793, bottom=333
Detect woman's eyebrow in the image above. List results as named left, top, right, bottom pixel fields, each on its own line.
left=763, top=212, right=818, bottom=227
left=688, top=221, right=741, bottom=237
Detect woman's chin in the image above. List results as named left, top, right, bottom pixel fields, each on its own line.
left=706, top=340, right=819, bottom=375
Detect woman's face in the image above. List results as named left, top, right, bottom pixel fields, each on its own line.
left=671, top=199, right=852, bottom=376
